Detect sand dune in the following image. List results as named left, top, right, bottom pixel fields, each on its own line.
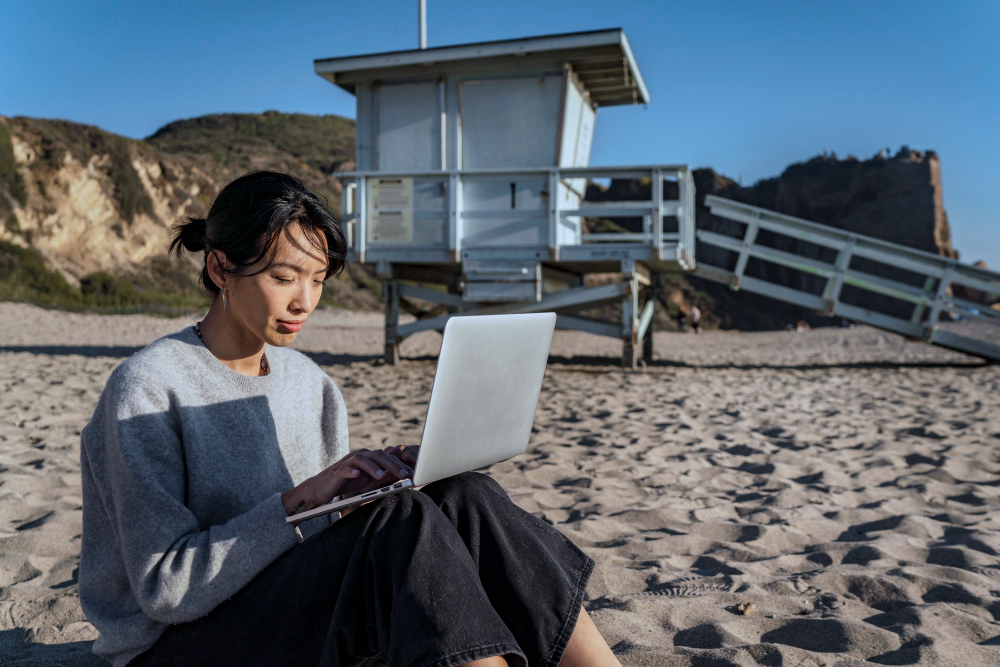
left=1, top=302, right=999, bottom=665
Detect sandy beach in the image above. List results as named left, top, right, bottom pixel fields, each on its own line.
left=2, top=301, right=999, bottom=666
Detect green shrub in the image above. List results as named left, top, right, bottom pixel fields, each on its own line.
left=0, top=241, right=203, bottom=314
left=146, top=112, right=355, bottom=174
left=0, top=240, right=80, bottom=304
left=80, top=271, right=137, bottom=305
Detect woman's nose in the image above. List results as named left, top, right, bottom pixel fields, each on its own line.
left=291, top=280, right=314, bottom=313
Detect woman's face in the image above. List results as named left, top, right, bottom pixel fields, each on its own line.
left=224, top=223, right=329, bottom=347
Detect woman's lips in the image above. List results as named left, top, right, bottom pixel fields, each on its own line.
left=277, top=320, right=304, bottom=333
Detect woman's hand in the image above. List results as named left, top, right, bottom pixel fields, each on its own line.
left=383, top=444, right=419, bottom=468
left=335, top=446, right=419, bottom=518
left=333, top=448, right=415, bottom=499
left=282, top=449, right=414, bottom=518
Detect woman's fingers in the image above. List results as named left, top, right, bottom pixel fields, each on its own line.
left=388, top=445, right=419, bottom=467
left=366, top=449, right=413, bottom=480
left=308, top=465, right=361, bottom=506
left=383, top=445, right=419, bottom=468
left=328, top=465, right=365, bottom=496
left=337, top=449, right=413, bottom=486
left=347, top=451, right=389, bottom=481
left=400, top=446, right=419, bottom=466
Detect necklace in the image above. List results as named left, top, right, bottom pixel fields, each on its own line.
left=193, top=322, right=269, bottom=376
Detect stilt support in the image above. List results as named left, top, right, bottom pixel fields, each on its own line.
left=377, top=261, right=661, bottom=369
left=642, top=285, right=656, bottom=362
left=384, top=278, right=400, bottom=365
left=622, top=281, right=638, bottom=370
left=621, top=260, right=653, bottom=370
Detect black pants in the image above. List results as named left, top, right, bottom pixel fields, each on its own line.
left=131, top=473, right=594, bottom=667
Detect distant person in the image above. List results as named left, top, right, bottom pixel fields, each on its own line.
left=677, top=305, right=688, bottom=332
left=78, top=171, right=620, bottom=667
left=690, top=305, right=702, bottom=333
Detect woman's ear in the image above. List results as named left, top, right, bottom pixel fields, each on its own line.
left=206, top=250, right=229, bottom=291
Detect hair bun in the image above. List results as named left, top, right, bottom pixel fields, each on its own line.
left=172, top=216, right=208, bottom=253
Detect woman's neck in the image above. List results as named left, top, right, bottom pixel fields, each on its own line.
left=197, top=303, right=268, bottom=377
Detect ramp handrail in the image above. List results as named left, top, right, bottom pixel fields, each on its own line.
left=697, top=195, right=1000, bottom=361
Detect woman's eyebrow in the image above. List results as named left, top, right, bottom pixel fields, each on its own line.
left=271, top=261, right=329, bottom=275
left=271, top=261, right=305, bottom=272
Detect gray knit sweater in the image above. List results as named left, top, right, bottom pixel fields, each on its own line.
left=79, top=326, right=350, bottom=666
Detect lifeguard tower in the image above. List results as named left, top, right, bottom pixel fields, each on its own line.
left=316, top=28, right=695, bottom=366
left=317, top=27, right=1000, bottom=366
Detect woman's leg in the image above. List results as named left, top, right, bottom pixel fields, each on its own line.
left=419, top=473, right=599, bottom=667
left=135, top=489, right=526, bottom=667
left=559, top=607, right=622, bottom=667
left=464, top=659, right=509, bottom=667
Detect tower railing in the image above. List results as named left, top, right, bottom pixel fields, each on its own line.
left=335, top=165, right=696, bottom=270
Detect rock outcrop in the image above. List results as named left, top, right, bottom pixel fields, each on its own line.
left=710, top=149, right=955, bottom=258
left=586, top=149, right=960, bottom=329
left=0, top=113, right=353, bottom=286
left=696, top=149, right=957, bottom=327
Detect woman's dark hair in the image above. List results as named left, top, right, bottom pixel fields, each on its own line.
left=170, top=171, right=347, bottom=296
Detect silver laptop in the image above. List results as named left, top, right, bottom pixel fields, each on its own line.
left=288, top=312, right=556, bottom=523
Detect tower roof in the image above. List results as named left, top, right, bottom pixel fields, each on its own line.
left=315, top=28, right=649, bottom=107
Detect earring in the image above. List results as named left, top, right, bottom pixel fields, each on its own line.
left=222, top=289, right=228, bottom=311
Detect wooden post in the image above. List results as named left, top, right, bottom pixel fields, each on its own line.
left=822, top=235, right=856, bottom=316
left=642, top=285, right=656, bottom=362
left=622, top=278, right=638, bottom=370
left=925, top=263, right=955, bottom=342
left=731, top=214, right=760, bottom=290
left=384, top=278, right=400, bottom=365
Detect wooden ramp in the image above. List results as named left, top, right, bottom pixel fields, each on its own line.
left=694, top=195, right=1000, bottom=362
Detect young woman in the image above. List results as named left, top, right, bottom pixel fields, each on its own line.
left=79, top=171, right=621, bottom=667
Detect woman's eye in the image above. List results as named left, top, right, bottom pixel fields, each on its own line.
left=274, top=276, right=293, bottom=284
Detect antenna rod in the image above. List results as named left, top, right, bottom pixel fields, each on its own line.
left=419, top=0, right=427, bottom=49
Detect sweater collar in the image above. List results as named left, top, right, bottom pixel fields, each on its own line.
left=180, top=325, right=281, bottom=394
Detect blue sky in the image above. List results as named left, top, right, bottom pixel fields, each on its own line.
left=2, top=0, right=998, bottom=265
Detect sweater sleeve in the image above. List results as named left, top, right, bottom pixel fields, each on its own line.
left=83, top=375, right=301, bottom=625
left=284, top=372, right=352, bottom=542
left=320, top=374, right=351, bottom=463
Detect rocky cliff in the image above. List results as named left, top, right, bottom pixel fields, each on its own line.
left=697, top=149, right=959, bottom=328
left=586, top=149, right=961, bottom=329
left=694, top=148, right=955, bottom=257
left=0, top=113, right=383, bottom=309
left=0, top=112, right=353, bottom=283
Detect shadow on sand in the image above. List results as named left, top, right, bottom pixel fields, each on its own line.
left=544, top=354, right=987, bottom=372
left=0, top=346, right=385, bottom=367
left=0, top=629, right=103, bottom=666
left=0, top=345, right=146, bottom=358
left=0, top=345, right=988, bottom=372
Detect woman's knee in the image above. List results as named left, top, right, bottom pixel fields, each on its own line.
left=422, top=472, right=505, bottom=505
left=376, top=485, right=442, bottom=521
left=367, top=490, right=471, bottom=558
left=378, top=486, right=471, bottom=533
